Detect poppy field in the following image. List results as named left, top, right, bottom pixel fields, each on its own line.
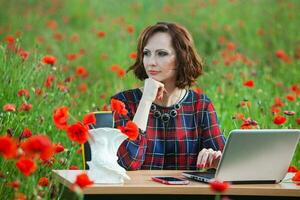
left=0, top=0, right=300, bottom=199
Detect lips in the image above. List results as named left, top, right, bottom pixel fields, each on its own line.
left=148, top=70, right=160, bottom=75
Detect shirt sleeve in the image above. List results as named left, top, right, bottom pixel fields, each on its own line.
left=111, top=93, right=148, bottom=170
left=200, top=96, right=226, bottom=151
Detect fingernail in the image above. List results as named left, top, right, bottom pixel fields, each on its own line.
left=197, top=163, right=204, bottom=168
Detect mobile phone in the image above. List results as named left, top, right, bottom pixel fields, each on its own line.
left=151, top=176, right=189, bottom=185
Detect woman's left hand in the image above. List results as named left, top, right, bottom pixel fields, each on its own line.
left=196, top=148, right=222, bottom=169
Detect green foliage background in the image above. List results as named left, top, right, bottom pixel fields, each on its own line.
left=0, top=0, right=299, bottom=199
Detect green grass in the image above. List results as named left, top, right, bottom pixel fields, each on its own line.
left=0, top=0, right=299, bottom=199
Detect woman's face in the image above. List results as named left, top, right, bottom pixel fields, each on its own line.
left=143, top=32, right=177, bottom=85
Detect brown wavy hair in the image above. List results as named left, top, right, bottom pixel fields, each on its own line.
left=128, top=22, right=203, bottom=88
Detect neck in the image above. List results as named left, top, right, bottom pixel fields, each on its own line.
left=155, top=85, right=185, bottom=107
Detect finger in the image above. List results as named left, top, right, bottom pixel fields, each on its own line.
left=213, top=151, right=222, bottom=160
left=199, top=150, right=209, bottom=169
left=162, top=87, right=168, bottom=95
left=156, top=87, right=164, bottom=100
left=196, top=148, right=206, bottom=168
left=207, top=149, right=215, bottom=168
left=211, top=151, right=222, bottom=168
left=150, top=77, right=164, bottom=88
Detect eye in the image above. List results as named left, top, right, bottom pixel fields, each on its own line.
left=143, top=51, right=150, bottom=56
left=158, top=51, right=168, bottom=56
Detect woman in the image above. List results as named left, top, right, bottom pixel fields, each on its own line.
left=112, top=22, right=225, bottom=170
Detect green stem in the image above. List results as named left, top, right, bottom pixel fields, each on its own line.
left=215, top=193, right=221, bottom=200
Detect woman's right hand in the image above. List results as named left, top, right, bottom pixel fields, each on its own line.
left=142, top=78, right=166, bottom=102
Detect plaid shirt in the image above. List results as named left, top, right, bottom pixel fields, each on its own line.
left=112, top=88, right=225, bottom=170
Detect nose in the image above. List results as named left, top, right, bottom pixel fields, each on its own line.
left=146, top=55, right=157, bottom=67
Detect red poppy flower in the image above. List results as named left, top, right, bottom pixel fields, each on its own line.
left=44, top=74, right=55, bottom=88
left=292, top=171, right=300, bottom=182
left=240, top=117, right=258, bottom=129
left=118, top=121, right=139, bottom=140
left=79, top=48, right=85, bottom=55
left=57, top=82, right=69, bottom=92
left=7, top=180, right=21, bottom=189
left=296, top=118, right=300, bottom=125
left=18, top=89, right=30, bottom=97
left=275, top=49, right=292, bottom=63
left=35, top=88, right=43, bottom=96
left=100, top=94, right=106, bottom=99
left=70, top=33, right=80, bottom=42
left=21, top=135, right=54, bottom=161
left=240, top=100, right=251, bottom=107
left=74, top=173, right=94, bottom=188
left=83, top=113, right=96, bottom=126
left=53, top=32, right=64, bottom=41
left=69, top=165, right=79, bottom=170
left=226, top=42, right=236, bottom=51
left=4, top=35, right=15, bottom=44
left=54, top=143, right=65, bottom=153
left=286, top=94, right=296, bottom=101
left=76, top=148, right=82, bottom=154
left=111, top=64, right=120, bottom=72
left=53, top=106, right=69, bottom=130
left=284, top=110, right=295, bottom=116
left=64, top=76, right=74, bottom=83
left=19, top=102, right=32, bottom=112
left=275, top=49, right=287, bottom=59
left=16, top=157, right=37, bottom=176
left=21, top=127, right=33, bottom=139
left=42, top=55, right=57, bottom=65
left=0, top=136, right=17, bottom=159
left=66, top=122, right=89, bottom=144
left=67, top=53, right=78, bottom=61
left=97, top=31, right=106, bottom=38
left=38, top=177, right=49, bottom=187
left=102, top=104, right=109, bottom=111
left=15, top=192, right=26, bottom=200
left=117, top=68, right=126, bottom=77
left=129, top=52, right=137, bottom=59
left=209, top=180, right=229, bottom=193
left=127, top=25, right=134, bottom=34
left=233, top=112, right=245, bottom=120
left=77, top=83, right=88, bottom=93
left=290, top=84, right=299, bottom=92
left=46, top=20, right=57, bottom=29
left=243, top=80, right=254, bottom=87
left=3, top=103, right=16, bottom=112
left=75, top=66, right=89, bottom=78
left=18, top=50, right=30, bottom=60
left=273, top=115, right=286, bottom=125
left=111, top=99, right=128, bottom=115
left=273, top=97, right=285, bottom=107
left=288, top=166, right=298, bottom=172
left=271, top=106, right=281, bottom=114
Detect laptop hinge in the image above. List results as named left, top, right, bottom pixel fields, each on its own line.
left=230, top=180, right=276, bottom=184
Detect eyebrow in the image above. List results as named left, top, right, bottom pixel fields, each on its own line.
left=143, top=48, right=170, bottom=52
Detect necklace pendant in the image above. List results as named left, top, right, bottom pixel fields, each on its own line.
left=161, top=113, right=170, bottom=123
left=170, top=109, right=177, bottom=117
left=154, top=110, right=161, bottom=118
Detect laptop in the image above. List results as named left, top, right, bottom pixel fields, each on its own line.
left=182, top=129, right=300, bottom=184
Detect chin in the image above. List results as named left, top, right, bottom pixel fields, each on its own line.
left=151, top=77, right=163, bottom=82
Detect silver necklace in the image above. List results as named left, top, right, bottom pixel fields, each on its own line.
left=150, top=89, right=184, bottom=123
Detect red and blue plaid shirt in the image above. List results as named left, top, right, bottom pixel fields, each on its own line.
left=112, top=88, right=225, bottom=170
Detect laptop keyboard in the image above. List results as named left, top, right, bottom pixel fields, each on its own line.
left=182, top=171, right=216, bottom=182
left=187, top=172, right=215, bottom=179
